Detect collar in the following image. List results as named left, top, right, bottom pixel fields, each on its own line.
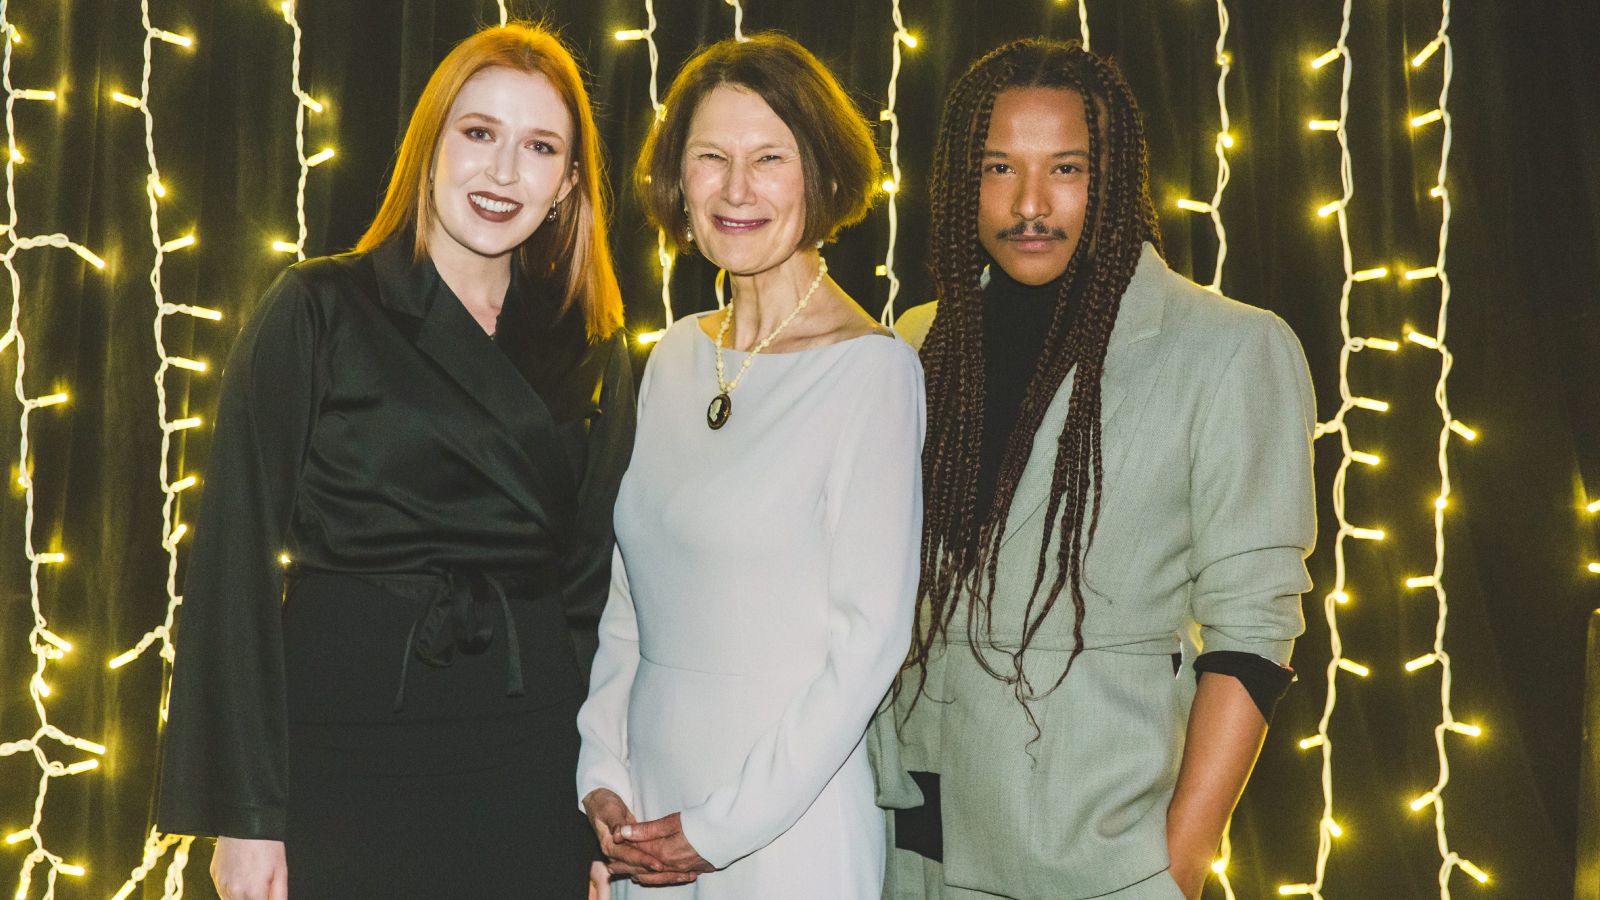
left=1107, top=241, right=1169, bottom=351
left=981, top=262, right=1067, bottom=305
left=369, top=233, right=444, bottom=319
left=365, top=233, right=578, bottom=524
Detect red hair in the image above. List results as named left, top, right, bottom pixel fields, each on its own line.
left=356, top=22, right=622, bottom=341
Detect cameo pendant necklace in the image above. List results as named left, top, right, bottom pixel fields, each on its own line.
left=708, top=257, right=827, bottom=430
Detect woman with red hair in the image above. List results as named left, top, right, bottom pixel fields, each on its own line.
left=158, top=22, right=631, bottom=899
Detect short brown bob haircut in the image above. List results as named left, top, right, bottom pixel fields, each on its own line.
left=357, top=22, right=623, bottom=341
left=636, top=32, right=880, bottom=254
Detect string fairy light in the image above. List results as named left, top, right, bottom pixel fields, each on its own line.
left=725, top=0, right=746, bottom=42
left=102, top=2, right=207, bottom=896
left=875, top=0, right=916, bottom=326
left=1589, top=497, right=1600, bottom=575
left=495, top=0, right=508, bottom=27
left=1282, top=0, right=1391, bottom=894
left=1191, top=2, right=1242, bottom=893
left=0, top=5, right=111, bottom=898
left=1052, top=0, right=1090, bottom=49
left=270, top=1, right=334, bottom=261
left=1174, top=0, right=1233, bottom=296
left=615, top=0, right=673, bottom=344
left=1397, top=3, right=1489, bottom=893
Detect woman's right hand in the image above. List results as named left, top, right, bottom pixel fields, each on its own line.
left=211, top=837, right=287, bottom=900
left=582, top=788, right=695, bottom=886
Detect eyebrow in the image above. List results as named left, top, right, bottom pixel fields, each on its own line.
left=685, top=138, right=795, bottom=153
left=982, top=148, right=1090, bottom=159
left=456, top=111, right=566, bottom=141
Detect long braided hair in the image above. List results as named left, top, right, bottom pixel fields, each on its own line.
left=902, top=39, right=1161, bottom=718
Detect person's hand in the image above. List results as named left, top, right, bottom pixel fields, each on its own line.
left=588, top=860, right=612, bottom=900
left=614, top=812, right=715, bottom=884
left=210, top=837, right=287, bottom=900
left=1164, top=845, right=1209, bottom=900
left=581, top=789, right=693, bottom=885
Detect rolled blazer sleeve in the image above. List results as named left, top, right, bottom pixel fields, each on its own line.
left=156, top=267, right=325, bottom=839
left=677, top=343, right=926, bottom=868
left=1186, top=314, right=1316, bottom=666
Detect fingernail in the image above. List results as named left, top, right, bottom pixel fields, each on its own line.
left=619, top=825, right=633, bottom=839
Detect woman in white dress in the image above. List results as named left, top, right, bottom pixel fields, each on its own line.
left=577, top=33, right=925, bottom=899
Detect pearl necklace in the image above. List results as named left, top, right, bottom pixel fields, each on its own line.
left=707, top=256, right=828, bottom=430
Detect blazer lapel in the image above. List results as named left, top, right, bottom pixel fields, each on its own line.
left=999, top=242, right=1169, bottom=549
left=369, top=239, right=579, bottom=527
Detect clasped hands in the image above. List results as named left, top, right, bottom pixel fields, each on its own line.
left=583, top=789, right=715, bottom=887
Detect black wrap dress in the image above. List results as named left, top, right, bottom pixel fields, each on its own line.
left=156, top=236, right=635, bottom=898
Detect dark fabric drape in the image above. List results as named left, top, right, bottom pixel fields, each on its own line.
left=0, top=0, right=1593, bottom=897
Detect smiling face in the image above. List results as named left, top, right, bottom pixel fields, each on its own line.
left=427, top=66, right=576, bottom=268
left=977, top=87, right=1092, bottom=286
left=680, top=84, right=809, bottom=277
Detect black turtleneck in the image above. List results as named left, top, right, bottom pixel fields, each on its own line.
left=978, top=263, right=1076, bottom=517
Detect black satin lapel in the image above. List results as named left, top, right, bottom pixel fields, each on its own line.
left=412, top=283, right=579, bottom=527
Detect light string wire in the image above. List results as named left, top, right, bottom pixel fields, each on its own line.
left=615, top=1, right=671, bottom=342
left=1399, top=1, right=1489, bottom=892
left=1184, top=0, right=1238, bottom=894
left=0, top=6, right=111, bottom=899
left=102, top=3, right=208, bottom=897
left=1051, top=0, right=1090, bottom=49
left=1283, top=0, right=1389, bottom=893
left=1592, top=485, right=1600, bottom=568
left=496, top=0, right=508, bottom=27
left=725, top=0, right=745, bottom=42
left=1175, top=0, right=1233, bottom=294
left=270, top=1, right=334, bottom=261
left=875, top=0, right=914, bottom=326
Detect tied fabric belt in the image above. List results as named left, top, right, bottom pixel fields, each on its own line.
left=351, top=571, right=540, bottom=712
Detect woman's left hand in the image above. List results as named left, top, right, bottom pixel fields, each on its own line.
left=614, top=812, right=716, bottom=882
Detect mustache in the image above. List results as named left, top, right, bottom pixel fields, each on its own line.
left=997, top=222, right=1070, bottom=240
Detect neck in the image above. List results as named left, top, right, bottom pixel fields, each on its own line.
left=726, top=249, right=823, bottom=349
left=429, top=232, right=514, bottom=325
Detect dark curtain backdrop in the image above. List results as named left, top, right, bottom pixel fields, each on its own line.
left=0, top=0, right=1593, bottom=897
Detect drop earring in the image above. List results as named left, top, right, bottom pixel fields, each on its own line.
left=546, top=200, right=560, bottom=222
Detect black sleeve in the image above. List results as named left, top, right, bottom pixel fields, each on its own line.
left=563, top=330, right=637, bottom=680
left=156, top=267, right=325, bottom=840
left=1194, top=650, right=1295, bottom=722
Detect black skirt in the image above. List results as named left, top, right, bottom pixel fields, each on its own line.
left=280, top=572, right=595, bottom=899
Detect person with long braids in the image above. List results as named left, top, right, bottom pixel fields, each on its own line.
left=577, top=32, right=923, bottom=899
left=156, top=23, right=632, bottom=899
left=872, top=39, right=1316, bottom=900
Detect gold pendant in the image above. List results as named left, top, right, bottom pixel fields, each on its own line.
left=707, top=392, right=732, bottom=430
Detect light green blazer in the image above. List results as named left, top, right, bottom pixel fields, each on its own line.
left=873, top=243, right=1316, bottom=900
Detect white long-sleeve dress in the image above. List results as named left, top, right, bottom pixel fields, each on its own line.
left=577, top=312, right=925, bottom=899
